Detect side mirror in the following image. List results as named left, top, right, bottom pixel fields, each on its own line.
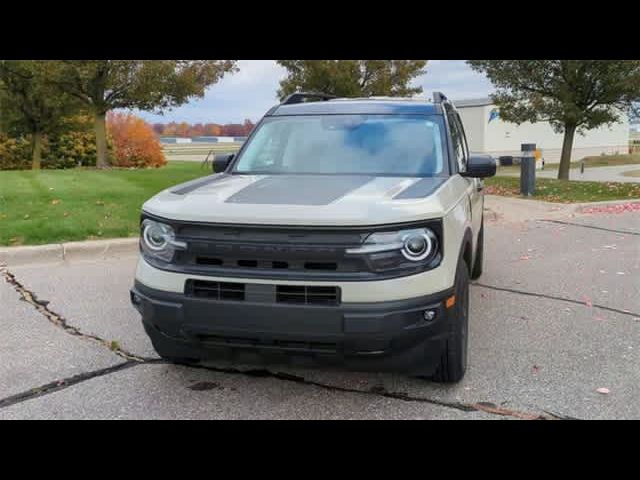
left=462, top=155, right=496, bottom=178
left=213, top=153, right=235, bottom=173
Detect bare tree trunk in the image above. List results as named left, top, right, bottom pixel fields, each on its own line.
left=95, top=111, right=108, bottom=168
left=558, top=123, right=576, bottom=181
left=31, top=130, right=42, bottom=170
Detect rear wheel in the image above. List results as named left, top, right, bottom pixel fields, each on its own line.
left=431, top=259, right=470, bottom=383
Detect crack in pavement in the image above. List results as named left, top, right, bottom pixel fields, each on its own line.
left=188, top=364, right=573, bottom=420
left=0, top=265, right=150, bottom=363
left=537, top=219, right=640, bottom=236
left=0, top=358, right=575, bottom=419
left=473, top=283, right=640, bottom=318
left=0, top=361, right=142, bottom=409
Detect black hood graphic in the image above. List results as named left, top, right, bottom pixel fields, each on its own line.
left=225, top=175, right=375, bottom=206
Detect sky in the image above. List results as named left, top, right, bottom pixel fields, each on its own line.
left=137, top=60, right=495, bottom=125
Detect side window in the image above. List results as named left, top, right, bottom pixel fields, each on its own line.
left=446, top=106, right=467, bottom=173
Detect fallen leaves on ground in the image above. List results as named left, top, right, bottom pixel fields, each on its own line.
left=581, top=202, right=640, bottom=214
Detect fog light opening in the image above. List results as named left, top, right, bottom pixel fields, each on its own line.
left=131, top=293, right=142, bottom=305
left=423, top=309, right=436, bottom=321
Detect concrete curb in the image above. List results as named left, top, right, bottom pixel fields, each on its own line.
left=485, top=195, right=640, bottom=209
left=0, top=238, right=139, bottom=267
left=484, top=195, right=640, bottom=224
left=570, top=198, right=640, bottom=211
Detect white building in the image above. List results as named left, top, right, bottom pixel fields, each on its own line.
left=455, top=98, right=630, bottom=163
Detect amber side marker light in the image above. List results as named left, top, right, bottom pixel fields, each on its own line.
left=445, top=295, right=456, bottom=309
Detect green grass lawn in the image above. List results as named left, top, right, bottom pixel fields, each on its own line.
left=0, top=162, right=208, bottom=246
left=485, top=176, right=640, bottom=203
left=496, top=153, right=640, bottom=175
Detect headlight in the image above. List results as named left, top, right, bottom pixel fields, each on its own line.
left=401, top=231, right=433, bottom=261
left=346, top=227, right=439, bottom=272
left=140, top=219, right=186, bottom=262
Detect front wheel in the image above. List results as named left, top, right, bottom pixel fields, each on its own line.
left=431, top=260, right=470, bottom=383
left=160, top=356, right=200, bottom=366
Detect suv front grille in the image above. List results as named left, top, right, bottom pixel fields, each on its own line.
left=171, top=224, right=367, bottom=278
left=142, top=218, right=443, bottom=281
left=195, top=256, right=339, bottom=272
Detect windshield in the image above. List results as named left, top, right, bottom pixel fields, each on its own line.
left=232, top=114, right=448, bottom=176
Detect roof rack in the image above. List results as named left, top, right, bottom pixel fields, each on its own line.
left=281, top=92, right=337, bottom=105
left=432, top=91, right=448, bottom=104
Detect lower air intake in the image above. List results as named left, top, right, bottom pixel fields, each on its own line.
left=186, top=280, right=245, bottom=301
left=276, top=285, right=340, bottom=305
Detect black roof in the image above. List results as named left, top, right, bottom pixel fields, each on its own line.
left=269, top=98, right=443, bottom=116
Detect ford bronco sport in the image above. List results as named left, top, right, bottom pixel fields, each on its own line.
left=130, top=92, right=496, bottom=382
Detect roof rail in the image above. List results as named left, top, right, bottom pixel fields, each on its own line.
left=433, top=91, right=448, bottom=104
left=281, top=92, right=337, bottom=105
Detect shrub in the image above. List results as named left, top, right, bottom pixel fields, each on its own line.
left=47, top=130, right=99, bottom=168
left=0, top=113, right=114, bottom=170
left=0, top=135, right=33, bottom=170
left=107, top=112, right=166, bottom=168
left=45, top=113, right=113, bottom=168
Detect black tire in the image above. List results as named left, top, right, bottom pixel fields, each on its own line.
left=470, top=222, right=484, bottom=280
left=160, top=356, right=200, bottom=366
left=431, top=260, right=470, bottom=383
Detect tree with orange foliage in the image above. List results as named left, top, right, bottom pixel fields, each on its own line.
left=163, top=122, right=178, bottom=136
left=220, top=123, right=245, bottom=136
left=191, top=123, right=205, bottom=137
left=204, top=123, right=222, bottom=136
left=48, top=60, right=237, bottom=168
left=175, top=122, right=190, bottom=137
left=107, top=112, right=166, bottom=168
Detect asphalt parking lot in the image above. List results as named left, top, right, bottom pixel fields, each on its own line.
left=1, top=197, right=638, bottom=419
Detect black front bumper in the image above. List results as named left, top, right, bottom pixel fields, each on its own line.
left=131, top=281, right=455, bottom=375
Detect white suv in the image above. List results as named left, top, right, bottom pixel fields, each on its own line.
left=130, top=92, right=496, bottom=382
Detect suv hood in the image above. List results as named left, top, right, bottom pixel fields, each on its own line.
left=143, top=173, right=462, bottom=226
